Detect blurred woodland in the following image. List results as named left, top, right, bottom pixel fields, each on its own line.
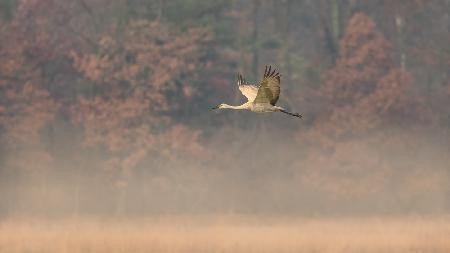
left=0, top=0, right=449, bottom=217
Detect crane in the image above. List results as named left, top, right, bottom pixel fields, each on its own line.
left=212, top=66, right=302, bottom=118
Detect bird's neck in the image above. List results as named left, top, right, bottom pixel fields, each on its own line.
left=221, top=103, right=248, bottom=110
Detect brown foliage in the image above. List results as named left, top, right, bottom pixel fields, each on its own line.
left=321, top=13, right=392, bottom=107
left=71, top=20, right=208, bottom=110
left=70, top=20, right=209, bottom=198
left=0, top=2, right=64, bottom=182
left=297, top=13, right=434, bottom=198
left=305, top=13, right=429, bottom=148
left=71, top=20, right=208, bottom=151
left=0, top=2, right=59, bottom=147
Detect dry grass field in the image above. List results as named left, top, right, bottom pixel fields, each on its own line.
left=1, top=216, right=449, bottom=253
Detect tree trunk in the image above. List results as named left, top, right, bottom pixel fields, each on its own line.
left=251, top=0, right=260, bottom=79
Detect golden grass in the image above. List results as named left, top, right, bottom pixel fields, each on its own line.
left=1, top=216, right=450, bottom=253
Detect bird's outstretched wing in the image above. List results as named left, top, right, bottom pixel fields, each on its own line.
left=237, top=73, right=258, bottom=102
left=254, top=66, right=281, bottom=105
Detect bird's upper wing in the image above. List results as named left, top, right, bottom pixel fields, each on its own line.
left=237, top=73, right=258, bottom=102
left=254, top=66, right=281, bottom=105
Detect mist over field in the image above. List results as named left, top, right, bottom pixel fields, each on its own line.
left=0, top=0, right=449, bottom=252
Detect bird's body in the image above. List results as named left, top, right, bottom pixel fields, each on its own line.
left=249, top=102, right=280, bottom=113
left=213, top=66, right=302, bottom=118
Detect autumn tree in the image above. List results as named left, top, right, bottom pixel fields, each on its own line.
left=71, top=20, right=208, bottom=215
left=297, top=13, right=431, bottom=202
left=0, top=0, right=64, bottom=214
left=305, top=13, right=428, bottom=146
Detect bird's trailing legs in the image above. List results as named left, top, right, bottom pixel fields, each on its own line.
left=279, top=109, right=302, bottom=118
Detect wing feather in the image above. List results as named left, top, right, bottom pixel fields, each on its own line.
left=254, top=66, right=281, bottom=105
left=237, top=73, right=258, bottom=102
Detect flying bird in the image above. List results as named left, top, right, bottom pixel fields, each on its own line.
left=212, top=66, right=302, bottom=118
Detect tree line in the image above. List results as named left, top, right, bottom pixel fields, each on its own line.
left=1, top=0, right=449, bottom=216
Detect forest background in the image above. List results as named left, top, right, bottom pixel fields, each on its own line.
left=1, top=0, right=449, bottom=218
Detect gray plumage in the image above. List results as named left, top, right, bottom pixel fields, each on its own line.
left=212, top=66, right=302, bottom=118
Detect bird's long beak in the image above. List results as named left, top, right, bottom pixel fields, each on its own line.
left=211, top=105, right=219, bottom=110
